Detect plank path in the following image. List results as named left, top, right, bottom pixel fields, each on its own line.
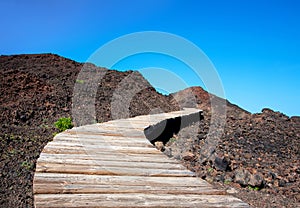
left=33, top=108, right=250, bottom=208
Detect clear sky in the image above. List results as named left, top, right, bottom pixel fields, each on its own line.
left=1, top=0, right=299, bottom=116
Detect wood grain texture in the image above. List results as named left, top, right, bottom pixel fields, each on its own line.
left=35, top=194, right=249, bottom=208
left=33, top=108, right=250, bottom=208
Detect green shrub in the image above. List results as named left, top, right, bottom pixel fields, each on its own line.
left=247, top=185, right=260, bottom=191
left=21, top=161, right=33, bottom=170
left=169, top=137, right=176, bottom=143
left=207, top=167, right=214, bottom=173
left=76, top=79, right=85, bottom=84
left=54, top=117, right=73, bottom=132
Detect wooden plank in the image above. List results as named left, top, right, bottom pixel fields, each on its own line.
left=33, top=173, right=210, bottom=187
left=64, top=131, right=128, bottom=137
left=33, top=183, right=224, bottom=195
left=37, top=158, right=186, bottom=170
left=53, top=136, right=152, bottom=145
left=100, top=123, right=148, bottom=128
left=46, top=140, right=154, bottom=148
left=52, top=139, right=151, bottom=146
left=34, top=193, right=249, bottom=208
left=38, top=152, right=172, bottom=161
left=35, top=163, right=195, bottom=177
left=42, top=145, right=161, bottom=155
left=65, top=131, right=145, bottom=138
left=56, top=132, right=147, bottom=139
left=42, top=148, right=161, bottom=155
left=42, top=148, right=86, bottom=154
left=101, top=123, right=147, bottom=127
left=38, top=153, right=178, bottom=163
left=107, top=120, right=153, bottom=124
left=51, top=139, right=152, bottom=148
left=96, top=126, right=145, bottom=131
left=51, top=140, right=153, bottom=148
left=46, top=142, right=153, bottom=149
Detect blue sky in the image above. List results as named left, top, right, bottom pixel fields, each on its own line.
left=1, top=0, right=299, bottom=116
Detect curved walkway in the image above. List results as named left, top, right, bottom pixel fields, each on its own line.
left=33, top=108, right=249, bottom=208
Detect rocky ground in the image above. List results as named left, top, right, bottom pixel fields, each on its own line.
left=0, top=54, right=299, bottom=207
left=162, top=87, right=300, bottom=208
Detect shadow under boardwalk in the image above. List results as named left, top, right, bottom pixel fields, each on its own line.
left=33, top=108, right=250, bottom=208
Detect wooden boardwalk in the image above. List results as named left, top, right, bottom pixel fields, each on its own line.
left=33, top=108, right=250, bottom=208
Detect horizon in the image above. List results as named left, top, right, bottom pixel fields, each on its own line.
left=1, top=0, right=299, bottom=116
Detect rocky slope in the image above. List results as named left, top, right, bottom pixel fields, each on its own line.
left=162, top=87, right=300, bottom=207
left=0, top=54, right=178, bottom=207
left=0, top=54, right=299, bottom=207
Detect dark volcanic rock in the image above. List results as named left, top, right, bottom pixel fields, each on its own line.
left=234, top=169, right=264, bottom=187
left=248, top=173, right=264, bottom=187
left=164, top=86, right=300, bottom=208
left=234, top=169, right=251, bottom=186
left=213, top=156, right=230, bottom=171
